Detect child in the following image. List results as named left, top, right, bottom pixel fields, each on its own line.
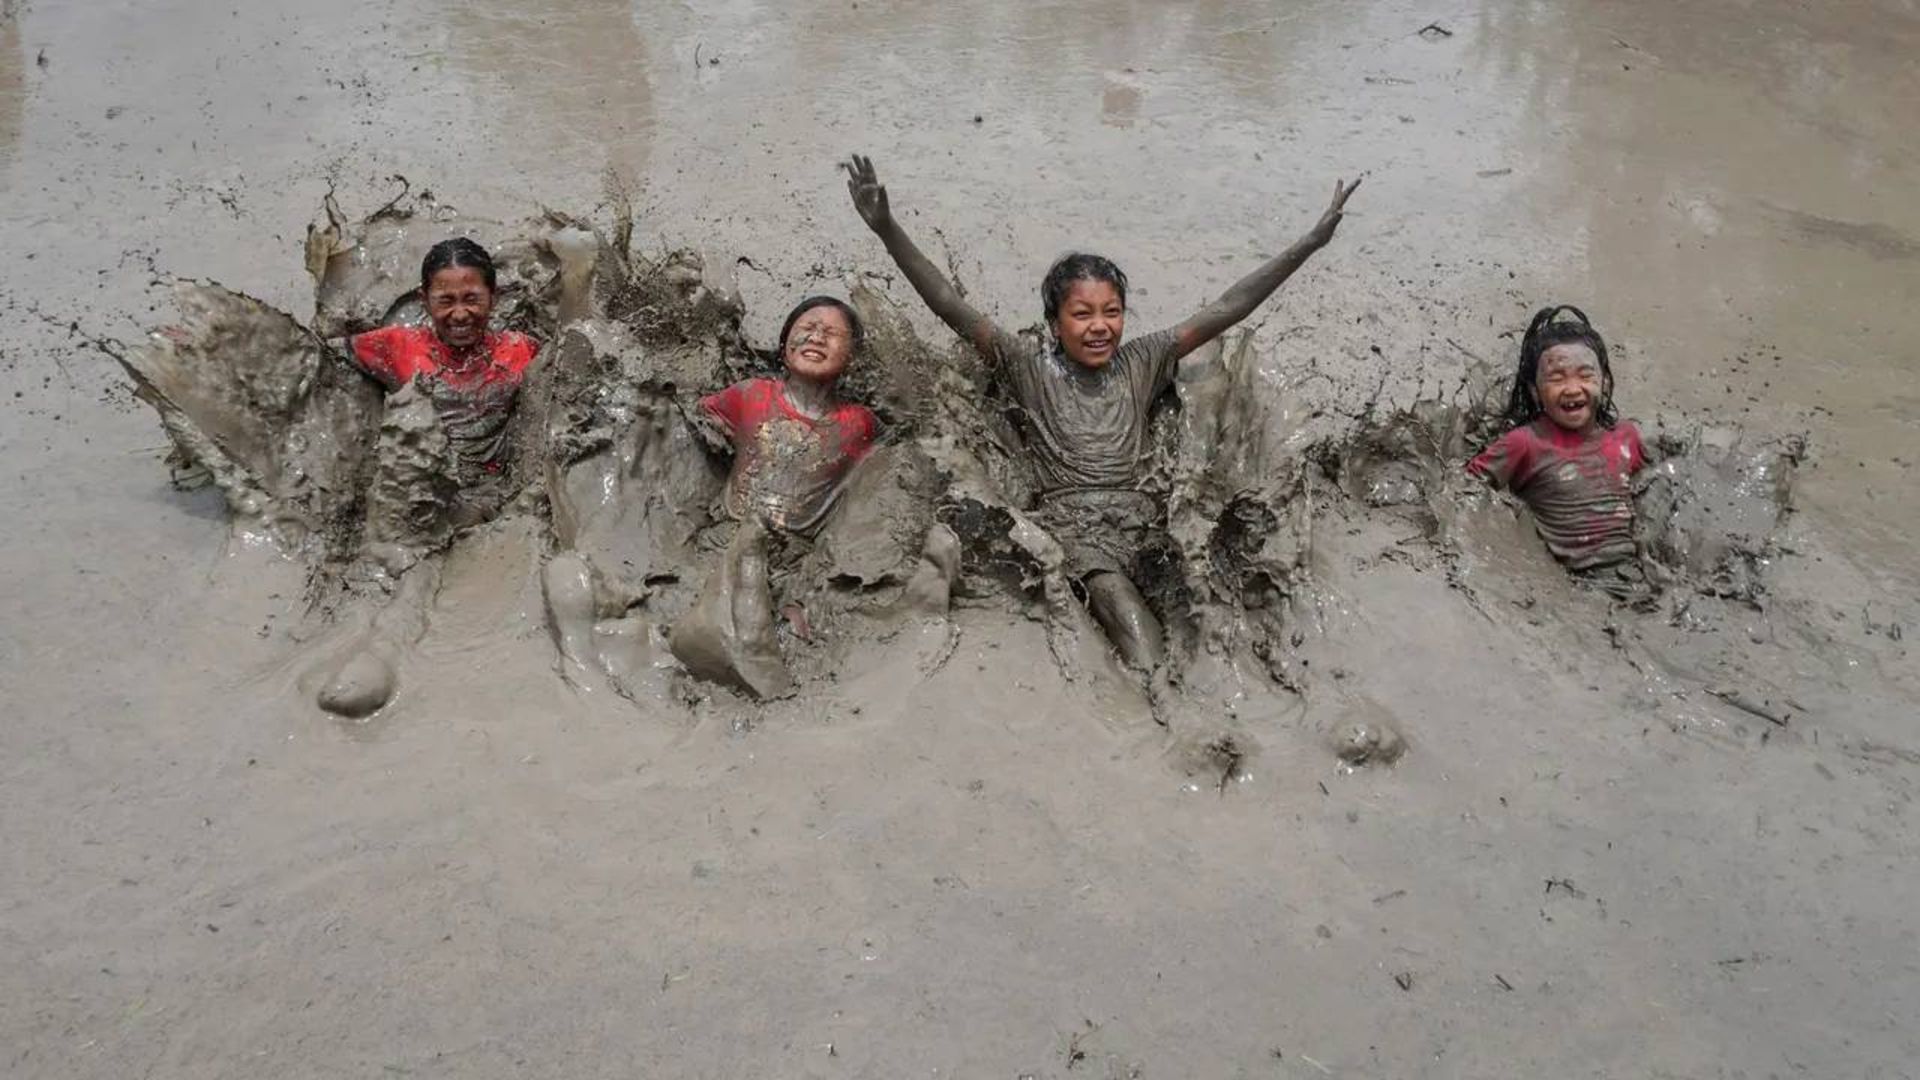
left=845, top=154, right=1358, bottom=671
left=315, top=238, right=539, bottom=718
left=1468, top=305, right=1647, bottom=578
left=698, top=296, right=880, bottom=533
left=346, top=237, right=540, bottom=480
left=668, top=296, right=881, bottom=698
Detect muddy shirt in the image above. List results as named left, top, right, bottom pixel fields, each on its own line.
left=987, top=328, right=1181, bottom=495
left=701, top=378, right=878, bottom=534
left=349, top=325, right=539, bottom=474
left=1469, top=418, right=1646, bottom=569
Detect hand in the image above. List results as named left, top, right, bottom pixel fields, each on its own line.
left=844, top=154, right=892, bottom=233
left=1308, top=176, right=1362, bottom=245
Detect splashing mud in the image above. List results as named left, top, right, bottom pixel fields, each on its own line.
left=117, top=191, right=1812, bottom=768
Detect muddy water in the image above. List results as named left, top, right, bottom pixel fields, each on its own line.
left=4, top=1, right=1919, bottom=1077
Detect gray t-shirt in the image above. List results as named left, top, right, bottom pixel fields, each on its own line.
left=987, top=327, right=1180, bottom=494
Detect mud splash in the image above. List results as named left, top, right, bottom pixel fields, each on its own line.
left=117, top=192, right=1807, bottom=765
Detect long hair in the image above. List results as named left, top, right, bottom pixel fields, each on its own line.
left=1502, top=305, right=1617, bottom=429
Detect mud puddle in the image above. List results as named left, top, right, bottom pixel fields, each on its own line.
left=6, top=2, right=1920, bottom=1076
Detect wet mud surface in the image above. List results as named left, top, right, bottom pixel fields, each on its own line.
left=4, top=1, right=1919, bottom=1077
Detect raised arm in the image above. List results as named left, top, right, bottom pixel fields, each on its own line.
left=1171, top=178, right=1361, bottom=361
left=845, top=154, right=1003, bottom=357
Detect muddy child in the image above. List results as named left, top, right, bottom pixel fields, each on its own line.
left=666, top=297, right=882, bottom=697
left=845, top=153, right=1358, bottom=672
left=316, top=238, right=541, bottom=717
left=345, top=237, right=540, bottom=496
left=1468, top=305, right=1649, bottom=596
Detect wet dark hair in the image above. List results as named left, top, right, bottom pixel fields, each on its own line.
left=1502, top=304, right=1617, bottom=429
left=778, top=295, right=864, bottom=352
left=420, top=237, right=497, bottom=293
left=1041, top=253, right=1128, bottom=323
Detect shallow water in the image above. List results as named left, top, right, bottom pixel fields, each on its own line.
left=3, top=1, right=1918, bottom=1076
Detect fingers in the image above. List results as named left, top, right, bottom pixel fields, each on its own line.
left=1326, top=175, right=1361, bottom=214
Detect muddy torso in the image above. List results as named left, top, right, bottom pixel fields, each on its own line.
left=1469, top=418, right=1646, bottom=569
left=989, top=328, right=1180, bottom=496
left=348, top=325, right=540, bottom=475
left=700, top=377, right=878, bottom=534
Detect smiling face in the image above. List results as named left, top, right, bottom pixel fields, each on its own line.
left=782, top=303, right=855, bottom=385
left=1535, top=343, right=1606, bottom=433
left=1052, top=279, right=1126, bottom=370
left=423, top=266, right=495, bottom=351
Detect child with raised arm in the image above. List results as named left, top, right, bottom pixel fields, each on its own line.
left=1468, top=306, right=1649, bottom=593
left=845, top=154, right=1357, bottom=672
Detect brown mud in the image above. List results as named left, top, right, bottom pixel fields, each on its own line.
left=4, top=2, right=1918, bottom=1076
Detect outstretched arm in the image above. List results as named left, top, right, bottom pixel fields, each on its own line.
left=1172, top=177, right=1361, bottom=361
left=845, top=154, right=1003, bottom=357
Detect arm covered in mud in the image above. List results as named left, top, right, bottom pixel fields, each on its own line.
left=845, top=154, right=1004, bottom=359
left=333, top=329, right=406, bottom=391
left=1171, top=178, right=1360, bottom=363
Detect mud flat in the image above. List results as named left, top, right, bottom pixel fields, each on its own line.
left=3, top=2, right=1917, bottom=1077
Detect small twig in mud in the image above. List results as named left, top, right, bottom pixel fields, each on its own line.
left=1065, top=1020, right=1101, bottom=1069
left=1373, top=888, right=1407, bottom=905
left=1210, top=736, right=1246, bottom=796
left=1417, top=21, right=1453, bottom=39
left=1493, top=973, right=1514, bottom=991
left=370, top=174, right=412, bottom=219
left=1708, top=687, right=1790, bottom=726
left=734, top=255, right=775, bottom=279
left=1543, top=877, right=1587, bottom=899
left=1394, top=971, right=1413, bottom=991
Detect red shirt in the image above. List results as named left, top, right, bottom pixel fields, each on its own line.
left=349, top=325, right=539, bottom=470
left=1468, top=418, right=1645, bottom=569
left=701, top=377, right=878, bottom=532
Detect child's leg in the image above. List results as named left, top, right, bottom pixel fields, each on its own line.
left=1085, top=570, right=1166, bottom=672
left=669, top=520, right=794, bottom=699
left=316, top=560, right=441, bottom=718
left=898, top=523, right=961, bottom=614
left=541, top=551, right=603, bottom=686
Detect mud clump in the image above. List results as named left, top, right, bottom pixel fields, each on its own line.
left=1636, top=425, right=1805, bottom=606
left=1332, top=716, right=1407, bottom=769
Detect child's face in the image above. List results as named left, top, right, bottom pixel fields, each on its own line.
left=1535, top=343, right=1604, bottom=432
left=1052, top=279, right=1126, bottom=370
left=783, top=305, right=854, bottom=385
left=423, top=266, right=495, bottom=350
